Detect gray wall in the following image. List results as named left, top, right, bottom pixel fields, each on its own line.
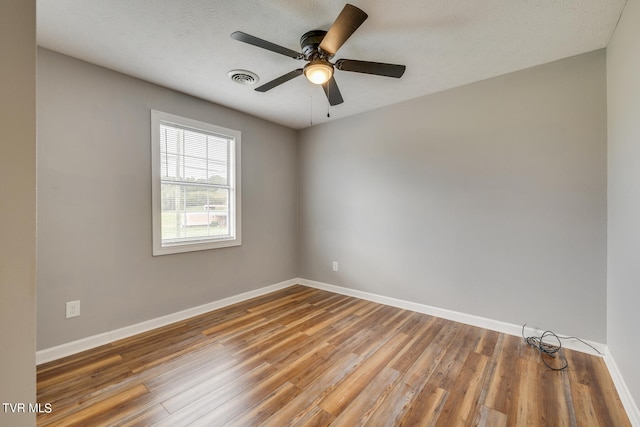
left=0, top=1, right=37, bottom=426
left=299, top=50, right=607, bottom=342
left=607, top=0, right=640, bottom=409
left=37, top=49, right=298, bottom=349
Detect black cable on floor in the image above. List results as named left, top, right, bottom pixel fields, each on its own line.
left=521, top=324, right=602, bottom=371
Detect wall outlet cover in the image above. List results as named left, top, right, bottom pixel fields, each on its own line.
left=66, top=300, right=80, bottom=318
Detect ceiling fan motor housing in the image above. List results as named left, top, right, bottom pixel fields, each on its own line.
left=300, top=30, right=330, bottom=60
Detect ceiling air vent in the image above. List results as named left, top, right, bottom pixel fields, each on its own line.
left=228, top=69, right=259, bottom=85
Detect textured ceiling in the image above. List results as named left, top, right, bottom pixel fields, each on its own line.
left=37, top=0, right=626, bottom=129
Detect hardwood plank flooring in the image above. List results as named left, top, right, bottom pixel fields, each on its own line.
left=36, top=285, right=630, bottom=426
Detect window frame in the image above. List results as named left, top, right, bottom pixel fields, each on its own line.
left=151, top=110, right=241, bottom=256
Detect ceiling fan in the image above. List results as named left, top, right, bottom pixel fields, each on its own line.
left=230, top=4, right=406, bottom=106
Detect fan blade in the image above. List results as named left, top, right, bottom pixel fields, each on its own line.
left=322, top=76, right=344, bottom=106
left=231, top=31, right=302, bottom=59
left=335, top=59, right=406, bottom=78
left=319, top=4, right=368, bottom=56
left=255, top=69, right=303, bottom=92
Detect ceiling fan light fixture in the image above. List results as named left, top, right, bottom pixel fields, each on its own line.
left=304, top=59, right=333, bottom=85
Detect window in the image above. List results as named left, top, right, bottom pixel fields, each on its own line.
left=151, top=110, right=241, bottom=255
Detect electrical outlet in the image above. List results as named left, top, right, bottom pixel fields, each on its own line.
left=66, top=300, right=80, bottom=319
left=332, top=261, right=339, bottom=272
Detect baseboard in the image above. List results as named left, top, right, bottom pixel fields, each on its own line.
left=36, top=277, right=606, bottom=361
left=298, top=278, right=607, bottom=356
left=36, top=278, right=297, bottom=365
left=604, top=348, right=640, bottom=426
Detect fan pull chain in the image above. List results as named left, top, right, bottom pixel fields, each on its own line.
left=326, top=82, right=331, bottom=118
left=309, top=84, right=313, bottom=126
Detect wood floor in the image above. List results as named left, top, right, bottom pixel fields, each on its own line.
left=37, top=285, right=630, bottom=426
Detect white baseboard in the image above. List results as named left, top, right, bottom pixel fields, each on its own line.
left=298, top=278, right=607, bottom=356
left=36, top=278, right=297, bottom=365
left=604, top=348, right=640, bottom=427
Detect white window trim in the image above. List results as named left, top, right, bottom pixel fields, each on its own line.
left=151, top=110, right=241, bottom=255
